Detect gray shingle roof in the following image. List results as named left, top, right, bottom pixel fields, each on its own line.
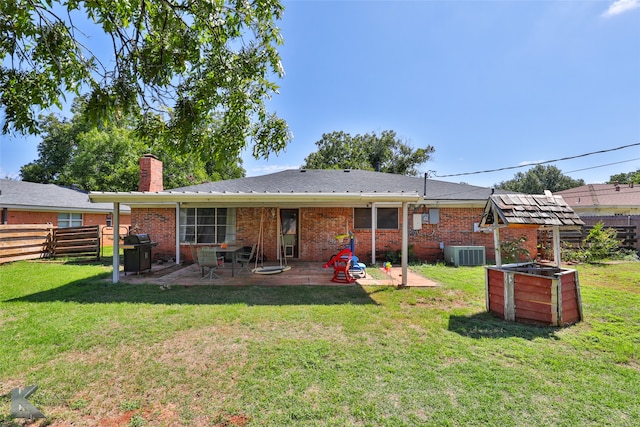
left=169, top=169, right=498, bottom=200
left=0, top=179, right=129, bottom=212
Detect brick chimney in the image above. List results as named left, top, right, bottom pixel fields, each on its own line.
left=138, top=154, right=163, bottom=192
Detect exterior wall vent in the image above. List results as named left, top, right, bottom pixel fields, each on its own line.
left=444, top=246, right=486, bottom=266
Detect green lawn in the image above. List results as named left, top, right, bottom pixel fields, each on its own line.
left=1, top=260, right=638, bottom=426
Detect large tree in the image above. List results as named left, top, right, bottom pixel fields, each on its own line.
left=19, top=115, right=79, bottom=183
left=21, top=106, right=244, bottom=191
left=303, top=130, right=434, bottom=176
left=608, top=170, right=640, bottom=184
left=496, top=165, right=585, bottom=194
left=1, top=0, right=290, bottom=161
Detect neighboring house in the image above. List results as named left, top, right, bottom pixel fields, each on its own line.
left=556, top=183, right=640, bottom=216
left=0, top=179, right=131, bottom=238
left=90, top=155, right=538, bottom=284
left=555, top=182, right=640, bottom=250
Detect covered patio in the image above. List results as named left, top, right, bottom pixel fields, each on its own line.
left=115, top=260, right=438, bottom=288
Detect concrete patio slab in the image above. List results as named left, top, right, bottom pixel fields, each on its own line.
left=115, top=261, right=439, bottom=288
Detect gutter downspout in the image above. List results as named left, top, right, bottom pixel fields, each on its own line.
left=112, top=202, right=120, bottom=283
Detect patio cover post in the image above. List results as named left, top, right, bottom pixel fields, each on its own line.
left=175, top=203, right=180, bottom=265
left=371, top=203, right=377, bottom=265
left=112, top=202, right=120, bottom=283
left=493, top=208, right=502, bottom=267
left=401, top=202, right=408, bottom=287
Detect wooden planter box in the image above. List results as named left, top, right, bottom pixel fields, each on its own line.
left=486, top=263, right=583, bottom=326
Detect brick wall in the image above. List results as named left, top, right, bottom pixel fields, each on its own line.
left=5, top=210, right=56, bottom=225
left=130, top=208, right=175, bottom=260
left=236, top=206, right=537, bottom=263
left=395, top=207, right=538, bottom=263
left=132, top=205, right=538, bottom=265
left=4, top=210, right=131, bottom=241
left=235, top=207, right=355, bottom=262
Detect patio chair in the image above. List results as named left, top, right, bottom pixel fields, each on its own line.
left=190, top=244, right=204, bottom=276
left=236, top=244, right=256, bottom=274
left=196, top=247, right=224, bottom=281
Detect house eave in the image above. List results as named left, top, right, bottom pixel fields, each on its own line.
left=89, top=191, right=422, bottom=206
left=421, top=199, right=488, bottom=208
left=570, top=204, right=639, bottom=210
left=0, top=203, right=129, bottom=214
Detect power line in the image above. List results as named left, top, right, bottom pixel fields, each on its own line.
left=428, top=181, right=640, bottom=201
left=434, top=142, right=640, bottom=178
left=564, top=157, right=640, bottom=174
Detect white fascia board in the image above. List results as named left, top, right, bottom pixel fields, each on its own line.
left=89, top=192, right=422, bottom=205
left=125, top=202, right=180, bottom=209
left=421, top=199, right=487, bottom=208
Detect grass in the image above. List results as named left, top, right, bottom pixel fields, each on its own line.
left=0, top=260, right=638, bottom=426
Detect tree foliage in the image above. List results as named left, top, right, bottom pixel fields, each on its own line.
left=302, top=130, right=435, bottom=176
left=608, top=170, right=640, bottom=184
left=20, top=105, right=244, bottom=191
left=496, top=165, right=585, bottom=194
left=1, top=0, right=291, bottom=161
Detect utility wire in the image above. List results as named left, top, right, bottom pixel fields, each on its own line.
left=425, top=183, right=640, bottom=201
left=564, top=157, right=640, bottom=174
left=434, top=142, right=640, bottom=178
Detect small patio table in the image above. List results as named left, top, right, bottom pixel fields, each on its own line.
left=215, top=245, right=243, bottom=277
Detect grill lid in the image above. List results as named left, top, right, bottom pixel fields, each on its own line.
left=124, top=234, right=152, bottom=245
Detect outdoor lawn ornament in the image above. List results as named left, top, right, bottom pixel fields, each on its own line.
left=384, top=262, right=392, bottom=274
left=479, top=193, right=584, bottom=326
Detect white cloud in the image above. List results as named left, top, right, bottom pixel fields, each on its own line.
left=602, top=0, right=640, bottom=17
left=518, top=160, right=545, bottom=167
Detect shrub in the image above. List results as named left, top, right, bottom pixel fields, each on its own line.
left=562, top=222, right=633, bottom=263
left=582, top=222, right=623, bottom=262
left=500, top=236, right=530, bottom=263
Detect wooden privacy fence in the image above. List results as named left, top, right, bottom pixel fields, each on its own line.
left=581, top=215, right=640, bottom=251
left=0, top=224, right=53, bottom=264
left=51, top=225, right=100, bottom=260
left=538, top=224, right=638, bottom=258
left=0, top=224, right=101, bottom=264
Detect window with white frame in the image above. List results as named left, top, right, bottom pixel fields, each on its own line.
left=179, top=207, right=236, bottom=244
left=58, top=212, right=83, bottom=228
left=354, top=207, right=399, bottom=229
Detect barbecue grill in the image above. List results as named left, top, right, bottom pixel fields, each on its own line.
left=123, top=233, right=157, bottom=274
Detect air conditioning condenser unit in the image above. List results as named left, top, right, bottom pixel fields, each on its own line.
left=444, top=246, right=486, bottom=266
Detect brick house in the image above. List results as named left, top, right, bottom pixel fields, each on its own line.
left=90, top=155, right=538, bottom=283
left=0, top=178, right=131, bottom=239
left=556, top=182, right=640, bottom=217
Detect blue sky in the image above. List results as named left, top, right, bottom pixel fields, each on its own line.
left=1, top=0, right=639, bottom=188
